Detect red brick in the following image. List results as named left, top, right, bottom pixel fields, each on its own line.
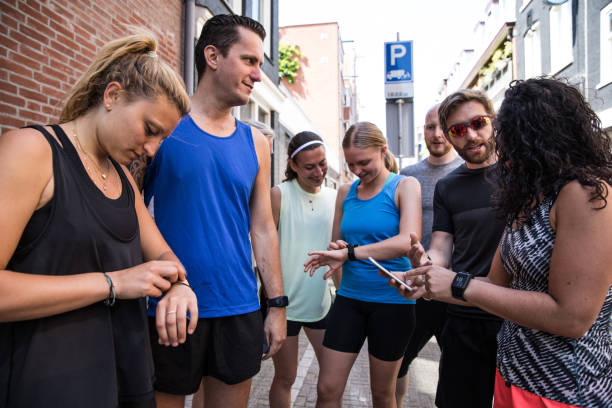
left=26, top=100, right=41, bottom=111
left=0, top=90, right=26, bottom=107
left=42, top=64, right=68, bottom=82
left=20, top=25, right=51, bottom=46
left=0, top=102, right=17, bottom=116
left=8, top=52, right=40, bottom=73
left=0, top=33, right=19, bottom=52
left=25, top=17, right=55, bottom=41
left=0, top=80, right=17, bottom=94
left=10, top=30, right=43, bottom=51
left=18, top=2, right=49, bottom=26
left=42, top=104, right=60, bottom=115
left=19, top=87, right=47, bottom=104
left=41, top=85, right=64, bottom=100
left=19, top=108, right=48, bottom=123
left=34, top=72, right=62, bottom=89
left=9, top=72, right=41, bottom=91
left=0, top=56, right=34, bottom=78
left=50, top=20, right=74, bottom=41
left=19, top=45, right=49, bottom=65
left=49, top=39, right=75, bottom=59
left=1, top=13, right=20, bottom=31
left=1, top=115, right=27, bottom=129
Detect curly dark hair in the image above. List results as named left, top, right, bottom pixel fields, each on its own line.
left=494, top=78, right=612, bottom=226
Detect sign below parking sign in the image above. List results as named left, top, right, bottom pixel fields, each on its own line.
left=384, top=41, right=413, bottom=99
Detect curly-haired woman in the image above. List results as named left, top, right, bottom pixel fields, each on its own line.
left=394, top=78, right=612, bottom=407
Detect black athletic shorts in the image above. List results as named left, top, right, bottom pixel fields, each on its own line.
left=148, top=310, right=264, bottom=394
left=397, top=298, right=447, bottom=378
left=286, top=312, right=329, bottom=337
left=435, top=315, right=502, bottom=408
left=322, top=294, right=415, bottom=361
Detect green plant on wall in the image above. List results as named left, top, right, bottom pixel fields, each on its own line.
left=279, top=44, right=302, bottom=84
left=476, top=40, right=513, bottom=88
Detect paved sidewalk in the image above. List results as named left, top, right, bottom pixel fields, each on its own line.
left=247, top=332, right=440, bottom=407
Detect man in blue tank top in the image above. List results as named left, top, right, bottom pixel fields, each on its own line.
left=144, top=15, right=286, bottom=408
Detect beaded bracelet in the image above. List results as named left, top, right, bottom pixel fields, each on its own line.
left=103, top=272, right=116, bottom=306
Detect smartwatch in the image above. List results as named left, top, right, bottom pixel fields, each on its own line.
left=451, top=272, right=474, bottom=301
left=266, top=296, right=289, bottom=308
left=347, top=243, right=359, bottom=261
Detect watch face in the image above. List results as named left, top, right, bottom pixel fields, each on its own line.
left=455, top=273, right=469, bottom=288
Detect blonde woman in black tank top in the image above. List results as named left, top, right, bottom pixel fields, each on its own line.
left=0, top=34, right=197, bottom=408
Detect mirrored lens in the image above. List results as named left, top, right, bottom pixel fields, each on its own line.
left=470, top=116, right=490, bottom=131
left=448, top=124, right=467, bottom=138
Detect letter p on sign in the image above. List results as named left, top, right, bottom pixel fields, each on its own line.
left=390, top=44, right=406, bottom=66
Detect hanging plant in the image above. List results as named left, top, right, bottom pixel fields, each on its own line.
left=279, top=44, right=302, bottom=84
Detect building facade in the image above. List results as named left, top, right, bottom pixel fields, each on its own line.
left=279, top=22, right=358, bottom=187
left=515, top=0, right=612, bottom=134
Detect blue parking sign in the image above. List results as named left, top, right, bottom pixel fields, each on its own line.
left=384, top=41, right=414, bottom=99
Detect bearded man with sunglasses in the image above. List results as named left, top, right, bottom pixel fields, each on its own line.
left=406, top=90, right=505, bottom=408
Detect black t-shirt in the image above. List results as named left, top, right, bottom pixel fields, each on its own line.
left=433, top=163, right=505, bottom=319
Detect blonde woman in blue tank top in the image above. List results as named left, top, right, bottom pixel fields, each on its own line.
left=268, top=131, right=337, bottom=408
left=304, top=122, right=422, bottom=408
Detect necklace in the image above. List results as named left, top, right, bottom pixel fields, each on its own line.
left=73, top=123, right=111, bottom=191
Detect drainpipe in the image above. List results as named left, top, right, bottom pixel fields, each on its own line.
left=584, top=0, right=588, bottom=100
left=184, top=0, right=195, bottom=95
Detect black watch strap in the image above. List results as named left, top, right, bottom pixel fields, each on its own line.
left=451, top=272, right=474, bottom=301
left=347, top=243, right=359, bottom=261
left=266, top=295, right=289, bottom=308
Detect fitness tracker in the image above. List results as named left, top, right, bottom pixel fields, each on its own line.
left=266, top=296, right=289, bottom=308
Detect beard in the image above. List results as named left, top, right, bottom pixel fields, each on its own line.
left=454, top=136, right=495, bottom=165
left=426, top=140, right=453, bottom=158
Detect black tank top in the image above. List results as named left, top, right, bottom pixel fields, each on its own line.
left=0, top=125, right=155, bottom=408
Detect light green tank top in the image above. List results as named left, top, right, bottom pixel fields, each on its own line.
left=278, top=179, right=336, bottom=322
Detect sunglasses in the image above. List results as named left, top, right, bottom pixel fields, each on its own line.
left=446, top=115, right=492, bottom=138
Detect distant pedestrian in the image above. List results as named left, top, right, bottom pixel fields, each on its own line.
left=0, top=33, right=196, bottom=408
left=305, top=122, right=421, bottom=408
left=395, top=104, right=462, bottom=408
left=393, top=78, right=612, bottom=407
left=144, top=15, right=286, bottom=408
left=268, top=131, right=337, bottom=408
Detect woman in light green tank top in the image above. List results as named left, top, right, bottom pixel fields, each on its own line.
left=268, top=132, right=337, bottom=408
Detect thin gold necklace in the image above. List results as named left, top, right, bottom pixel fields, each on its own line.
left=73, top=123, right=111, bottom=191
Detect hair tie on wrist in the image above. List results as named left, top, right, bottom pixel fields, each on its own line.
left=103, top=272, right=116, bottom=306
left=173, top=281, right=194, bottom=292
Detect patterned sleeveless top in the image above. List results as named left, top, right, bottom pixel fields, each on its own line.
left=497, top=195, right=612, bottom=407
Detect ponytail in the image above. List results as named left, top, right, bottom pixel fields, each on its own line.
left=384, top=149, right=398, bottom=173
left=60, top=31, right=190, bottom=122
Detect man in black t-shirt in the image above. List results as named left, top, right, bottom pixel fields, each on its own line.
left=407, top=90, right=504, bottom=408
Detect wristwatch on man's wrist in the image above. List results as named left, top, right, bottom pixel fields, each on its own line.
left=266, top=296, right=289, bottom=308
left=451, top=272, right=474, bottom=301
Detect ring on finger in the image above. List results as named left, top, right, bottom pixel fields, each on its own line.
left=167, top=310, right=177, bottom=315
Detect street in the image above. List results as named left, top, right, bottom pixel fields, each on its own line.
left=187, top=332, right=440, bottom=407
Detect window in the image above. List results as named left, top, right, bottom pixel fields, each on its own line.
left=549, top=0, right=573, bottom=74
left=252, top=0, right=272, bottom=57
left=600, top=3, right=612, bottom=86
left=524, top=21, right=542, bottom=79
left=240, top=101, right=254, bottom=121
left=258, top=106, right=270, bottom=124
left=224, top=0, right=242, bottom=15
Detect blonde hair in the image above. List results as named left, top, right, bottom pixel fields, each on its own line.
left=343, top=121, right=398, bottom=173
left=60, top=32, right=190, bottom=122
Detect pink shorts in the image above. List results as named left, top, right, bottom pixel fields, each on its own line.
left=494, top=369, right=581, bottom=408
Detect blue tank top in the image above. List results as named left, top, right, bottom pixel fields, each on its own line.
left=337, top=173, right=414, bottom=304
left=144, top=116, right=260, bottom=318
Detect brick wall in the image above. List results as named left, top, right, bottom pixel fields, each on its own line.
left=0, top=0, right=183, bottom=135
